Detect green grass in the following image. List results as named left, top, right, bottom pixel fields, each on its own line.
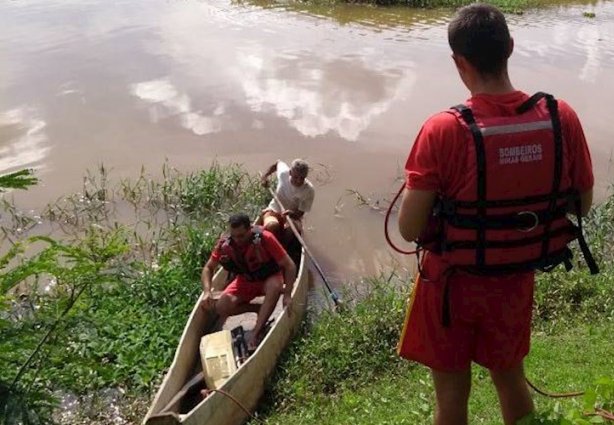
left=253, top=316, right=613, bottom=425
left=253, top=195, right=614, bottom=425
left=2, top=166, right=612, bottom=424
left=0, top=163, right=269, bottom=424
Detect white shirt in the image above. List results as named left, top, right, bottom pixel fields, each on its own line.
left=267, top=161, right=315, bottom=213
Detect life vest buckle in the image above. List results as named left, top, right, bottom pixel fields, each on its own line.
left=517, top=211, right=539, bottom=233
left=439, top=199, right=455, bottom=216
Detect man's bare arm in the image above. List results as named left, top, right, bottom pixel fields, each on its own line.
left=260, top=162, right=278, bottom=187
left=201, top=257, right=219, bottom=293
left=278, top=255, right=297, bottom=294
left=398, top=188, right=438, bottom=242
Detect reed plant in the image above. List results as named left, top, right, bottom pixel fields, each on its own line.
left=0, top=163, right=268, bottom=424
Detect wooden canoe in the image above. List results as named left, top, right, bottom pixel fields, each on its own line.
left=142, top=245, right=309, bottom=425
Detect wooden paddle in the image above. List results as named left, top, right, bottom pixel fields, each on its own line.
left=267, top=188, right=342, bottom=308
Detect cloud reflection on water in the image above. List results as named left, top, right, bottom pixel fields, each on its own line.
left=237, top=49, right=415, bottom=141
left=0, top=107, right=50, bottom=174
left=131, top=79, right=225, bottom=136
left=147, top=2, right=417, bottom=142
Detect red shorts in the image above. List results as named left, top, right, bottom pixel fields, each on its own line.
left=398, top=260, right=534, bottom=372
left=222, top=272, right=283, bottom=303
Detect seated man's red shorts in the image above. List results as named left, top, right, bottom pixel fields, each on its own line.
left=398, top=256, right=535, bottom=371
left=222, top=272, right=283, bottom=303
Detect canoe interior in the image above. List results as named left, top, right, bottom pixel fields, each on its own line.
left=143, top=235, right=306, bottom=424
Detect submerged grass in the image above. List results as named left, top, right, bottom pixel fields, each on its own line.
left=252, top=0, right=538, bottom=14
left=254, top=194, right=614, bottom=425
left=303, top=0, right=533, bottom=9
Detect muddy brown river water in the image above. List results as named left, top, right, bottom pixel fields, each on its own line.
left=1, top=0, right=613, bottom=285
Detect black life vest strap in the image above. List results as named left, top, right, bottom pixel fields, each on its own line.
left=220, top=236, right=250, bottom=275
left=220, top=230, right=281, bottom=281
left=441, top=188, right=576, bottom=211
left=447, top=94, right=598, bottom=276
left=516, top=91, right=549, bottom=114
left=450, top=247, right=574, bottom=276
left=443, top=224, right=577, bottom=251
left=243, top=260, right=281, bottom=281
left=451, top=104, right=488, bottom=267
left=539, top=94, right=564, bottom=263
left=573, top=198, right=599, bottom=274
left=443, top=204, right=568, bottom=230
left=438, top=247, right=574, bottom=328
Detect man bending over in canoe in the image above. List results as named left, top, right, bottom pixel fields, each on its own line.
left=200, top=213, right=297, bottom=349
left=260, top=159, right=315, bottom=243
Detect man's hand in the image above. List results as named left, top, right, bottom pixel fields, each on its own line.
left=282, top=292, right=292, bottom=317
left=200, top=291, right=214, bottom=311
left=260, top=163, right=278, bottom=188
left=200, top=290, right=222, bottom=311
left=282, top=209, right=304, bottom=220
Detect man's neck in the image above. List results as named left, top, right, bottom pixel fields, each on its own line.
left=468, top=72, right=515, bottom=96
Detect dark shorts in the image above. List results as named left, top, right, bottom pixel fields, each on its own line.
left=398, top=268, right=534, bottom=371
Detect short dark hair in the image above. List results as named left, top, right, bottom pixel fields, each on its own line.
left=228, top=213, right=251, bottom=229
left=448, top=3, right=511, bottom=76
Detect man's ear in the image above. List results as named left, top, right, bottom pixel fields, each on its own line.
left=451, top=53, right=461, bottom=69
left=507, top=37, right=514, bottom=58
left=453, top=54, right=472, bottom=72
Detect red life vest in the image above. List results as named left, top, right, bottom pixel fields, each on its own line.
left=419, top=92, right=598, bottom=276
left=216, top=226, right=281, bottom=281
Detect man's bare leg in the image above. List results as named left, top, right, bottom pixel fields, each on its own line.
left=431, top=367, right=472, bottom=425
left=490, top=362, right=534, bottom=425
left=248, top=275, right=283, bottom=349
left=215, top=294, right=260, bottom=325
left=263, top=213, right=282, bottom=239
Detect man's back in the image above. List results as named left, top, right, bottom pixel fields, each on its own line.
left=407, top=90, right=594, bottom=275
left=407, top=91, right=593, bottom=201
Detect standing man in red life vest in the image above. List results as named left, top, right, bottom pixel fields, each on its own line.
left=200, top=213, right=297, bottom=349
left=397, top=4, right=595, bottom=425
left=260, top=159, right=315, bottom=243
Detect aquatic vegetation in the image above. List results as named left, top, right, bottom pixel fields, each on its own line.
left=0, top=163, right=268, bottom=424
left=0, top=169, right=38, bottom=192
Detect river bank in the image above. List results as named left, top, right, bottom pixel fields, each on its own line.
left=1, top=164, right=269, bottom=424
left=253, top=193, right=614, bottom=424
left=1, top=165, right=612, bottom=424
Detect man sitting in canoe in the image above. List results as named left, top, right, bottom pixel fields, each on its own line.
left=200, top=213, right=297, bottom=349
left=260, top=159, right=315, bottom=243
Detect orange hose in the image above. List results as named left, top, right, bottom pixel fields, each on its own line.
left=201, top=388, right=263, bottom=423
